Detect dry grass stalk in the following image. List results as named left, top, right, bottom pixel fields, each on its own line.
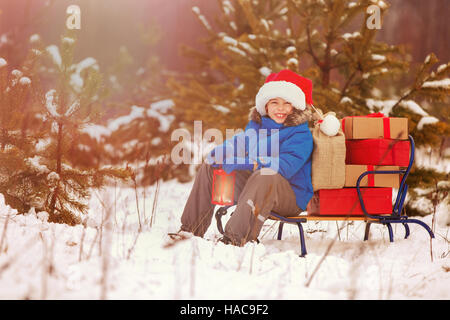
left=131, top=167, right=142, bottom=232
left=150, top=159, right=166, bottom=229
left=39, top=232, right=48, bottom=300
left=114, top=180, right=118, bottom=227
left=121, top=210, right=129, bottom=256
left=94, top=190, right=114, bottom=299
left=86, top=227, right=99, bottom=260
left=78, top=217, right=87, bottom=262
left=190, top=239, right=198, bottom=297
left=126, top=224, right=142, bottom=260
left=0, top=214, right=10, bottom=254
left=95, top=190, right=113, bottom=257
left=150, top=178, right=160, bottom=228
left=336, top=221, right=341, bottom=241
left=101, top=211, right=113, bottom=299
left=249, top=242, right=256, bottom=275
left=259, top=220, right=278, bottom=240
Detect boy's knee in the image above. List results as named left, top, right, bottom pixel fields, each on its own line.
left=249, top=168, right=279, bottom=183
left=259, top=168, right=278, bottom=176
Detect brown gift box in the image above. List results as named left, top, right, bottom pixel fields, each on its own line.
left=341, top=116, right=408, bottom=140
left=345, top=165, right=401, bottom=188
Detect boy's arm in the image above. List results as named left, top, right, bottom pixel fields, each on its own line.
left=255, top=131, right=313, bottom=179
left=206, top=121, right=259, bottom=166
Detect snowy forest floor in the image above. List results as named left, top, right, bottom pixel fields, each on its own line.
left=0, top=179, right=449, bottom=300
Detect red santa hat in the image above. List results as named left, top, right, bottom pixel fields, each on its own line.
left=255, top=69, right=314, bottom=116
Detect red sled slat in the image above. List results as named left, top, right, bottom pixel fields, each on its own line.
left=307, top=188, right=392, bottom=216
left=345, top=139, right=410, bottom=166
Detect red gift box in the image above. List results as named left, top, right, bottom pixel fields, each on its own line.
left=307, top=188, right=392, bottom=216
left=345, top=139, right=410, bottom=166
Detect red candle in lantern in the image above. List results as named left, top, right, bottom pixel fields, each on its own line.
left=211, top=169, right=236, bottom=205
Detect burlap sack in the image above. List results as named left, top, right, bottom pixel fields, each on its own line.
left=311, top=111, right=346, bottom=191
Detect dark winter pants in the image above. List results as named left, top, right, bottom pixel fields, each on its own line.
left=180, top=163, right=301, bottom=245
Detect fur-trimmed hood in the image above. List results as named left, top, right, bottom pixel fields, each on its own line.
left=248, top=104, right=316, bottom=127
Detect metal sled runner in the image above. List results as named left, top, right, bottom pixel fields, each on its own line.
left=215, top=135, right=435, bottom=257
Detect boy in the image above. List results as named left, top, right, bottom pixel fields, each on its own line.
left=173, top=69, right=314, bottom=246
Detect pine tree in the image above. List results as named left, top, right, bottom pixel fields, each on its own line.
left=168, top=0, right=449, bottom=215
left=40, top=30, right=132, bottom=224
left=1, top=29, right=130, bottom=225
left=0, top=50, right=48, bottom=215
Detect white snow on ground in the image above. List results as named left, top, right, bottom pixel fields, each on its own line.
left=0, top=179, right=448, bottom=300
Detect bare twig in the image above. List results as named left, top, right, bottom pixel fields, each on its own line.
left=150, top=178, right=161, bottom=228
left=190, top=240, right=198, bottom=297
left=249, top=243, right=256, bottom=275
left=78, top=218, right=87, bottom=262
left=336, top=221, right=341, bottom=241
left=126, top=225, right=142, bottom=260
left=114, top=180, right=118, bottom=227
left=132, top=172, right=142, bottom=232
left=93, top=189, right=114, bottom=299
left=99, top=196, right=114, bottom=300
left=86, top=228, right=99, bottom=260
left=39, top=232, right=48, bottom=300
left=0, top=214, right=10, bottom=254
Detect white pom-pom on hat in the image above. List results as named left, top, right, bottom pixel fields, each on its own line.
left=319, top=113, right=341, bottom=136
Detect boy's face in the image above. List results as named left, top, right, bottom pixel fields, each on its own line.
left=265, top=97, right=294, bottom=124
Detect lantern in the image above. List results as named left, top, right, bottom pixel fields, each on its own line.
left=211, top=169, right=236, bottom=205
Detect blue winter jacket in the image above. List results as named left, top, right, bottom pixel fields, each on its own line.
left=208, top=114, right=313, bottom=211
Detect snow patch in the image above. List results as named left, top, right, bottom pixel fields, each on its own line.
left=371, top=54, right=386, bottom=61
left=70, top=57, right=99, bottom=92
left=151, top=99, right=174, bottom=113
left=192, top=6, right=211, bottom=30
left=108, top=105, right=145, bottom=132
left=285, top=46, right=296, bottom=55
left=417, top=116, right=440, bottom=130
left=29, top=34, right=41, bottom=43
left=26, top=156, right=50, bottom=174
left=342, top=32, right=360, bottom=40
left=62, top=37, right=75, bottom=45
left=287, top=58, right=298, bottom=66
left=212, top=105, right=230, bottom=113
left=81, top=124, right=110, bottom=142
left=366, top=98, right=429, bottom=117
left=422, top=79, right=450, bottom=89
left=19, top=77, right=31, bottom=85
left=46, top=45, right=62, bottom=68
left=340, top=96, right=353, bottom=104
left=45, top=89, right=60, bottom=117
left=259, top=67, right=272, bottom=77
